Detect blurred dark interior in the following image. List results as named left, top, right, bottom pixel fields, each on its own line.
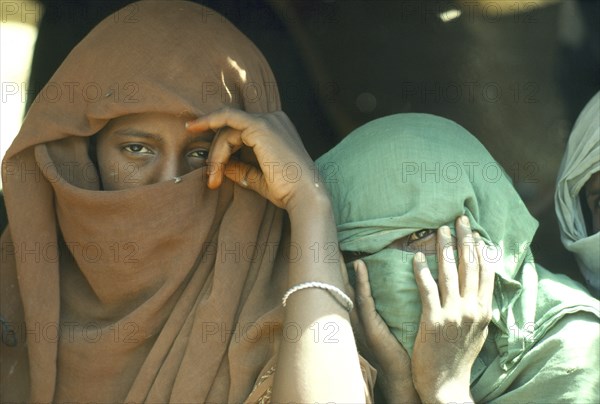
left=1, top=0, right=599, bottom=286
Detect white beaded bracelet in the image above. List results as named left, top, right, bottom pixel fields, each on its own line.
left=281, top=281, right=354, bottom=312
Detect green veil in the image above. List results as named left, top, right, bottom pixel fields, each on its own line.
left=317, top=114, right=599, bottom=401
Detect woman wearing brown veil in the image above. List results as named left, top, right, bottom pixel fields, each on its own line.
left=0, top=1, right=371, bottom=402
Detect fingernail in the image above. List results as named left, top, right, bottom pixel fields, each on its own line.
left=461, top=215, right=470, bottom=226
left=414, top=252, right=426, bottom=263
left=473, top=231, right=480, bottom=239
left=186, top=119, right=201, bottom=128
left=440, top=226, right=451, bottom=236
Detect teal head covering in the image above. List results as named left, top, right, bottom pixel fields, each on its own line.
left=317, top=114, right=599, bottom=391
left=555, top=92, right=600, bottom=296
left=317, top=114, right=537, bottom=354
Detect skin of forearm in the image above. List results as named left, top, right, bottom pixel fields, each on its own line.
left=271, top=190, right=366, bottom=403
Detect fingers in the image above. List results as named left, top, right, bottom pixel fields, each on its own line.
left=354, top=260, right=378, bottom=322
left=455, top=216, right=479, bottom=297
left=205, top=126, right=244, bottom=189
left=354, top=259, right=412, bottom=367
left=436, top=225, right=458, bottom=306
left=473, top=231, right=495, bottom=311
left=349, top=260, right=372, bottom=358
left=425, top=217, right=494, bottom=313
left=187, top=108, right=265, bottom=189
left=186, top=108, right=265, bottom=146
left=223, top=160, right=266, bottom=195
left=354, top=260, right=397, bottom=338
left=186, top=108, right=322, bottom=212
left=413, top=252, right=441, bottom=313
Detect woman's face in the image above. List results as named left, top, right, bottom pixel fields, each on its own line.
left=585, top=171, right=600, bottom=234
left=96, top=112, right=214, bottom=190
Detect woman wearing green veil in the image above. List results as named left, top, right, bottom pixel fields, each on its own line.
left=317, top=113, right=600, bottom=402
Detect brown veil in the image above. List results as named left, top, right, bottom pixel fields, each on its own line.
left=0, top=1, right=289, bottom=402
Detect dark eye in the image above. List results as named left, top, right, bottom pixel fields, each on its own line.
left=187, top=149, right=209, bottom=159
left=341, top=250, right=369, bottom=263
left=407, top=229, right=435, bottom=244
left=123, top=144, right=152, bottom=154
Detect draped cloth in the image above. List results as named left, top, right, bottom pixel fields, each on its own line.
left=0, top=1, right=291, bottom=402
left=555, top=91, right=600, bottom=296
left=317, top=113, right=600, bottom=402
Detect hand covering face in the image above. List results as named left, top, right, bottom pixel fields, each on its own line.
left=0, top=1, right=288, bottom=402
left=317, top=113, right=599, bottom=402
left=555, top=92, right=600, bottom=295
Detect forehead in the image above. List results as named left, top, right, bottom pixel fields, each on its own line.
left=96, top=112, right=215, bottom=146
left=103, top=112, right=192, bottom=129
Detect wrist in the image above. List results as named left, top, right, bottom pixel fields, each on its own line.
left=380, top=377, right=420, bottom=403
left=286, top=186, right=333, bottom=218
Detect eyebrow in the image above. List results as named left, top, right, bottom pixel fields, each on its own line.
left=187, top=133, right=214, bottom=144
left=112, top=129, right=163, bottom=143
left=111, top=129, right=214, bottom=144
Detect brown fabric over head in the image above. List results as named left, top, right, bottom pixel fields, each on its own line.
left=0, top=1, right=288, bottom=402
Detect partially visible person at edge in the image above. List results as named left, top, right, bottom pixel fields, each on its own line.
left=0, top=2, right=374, bottom=402
left=556, top=91, right=600, bottom=297
left=317, top=113, right=600, bottom=403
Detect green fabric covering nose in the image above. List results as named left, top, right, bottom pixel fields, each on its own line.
left=344, top=224, right=461, bottom=356
left=359, top=247, right=454, bottom=356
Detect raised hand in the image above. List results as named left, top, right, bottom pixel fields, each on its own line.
left=411, top=216, right=495, bottom=403
left=186, top=108, right=323, bottom=211
left=353, top=259, right=421, bottom=403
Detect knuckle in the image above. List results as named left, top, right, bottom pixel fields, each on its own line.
left=254, top=117, right=270, bottom=132
left=219, top=106, right=233, bottom=115
left=462, top=310, right=478, bottom=323
left=480, top=309, right=493, bottom=325
left=443, top=312, right=461, bottom=326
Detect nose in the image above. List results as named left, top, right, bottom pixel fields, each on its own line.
left=157, top=155, right=187, bottom=183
